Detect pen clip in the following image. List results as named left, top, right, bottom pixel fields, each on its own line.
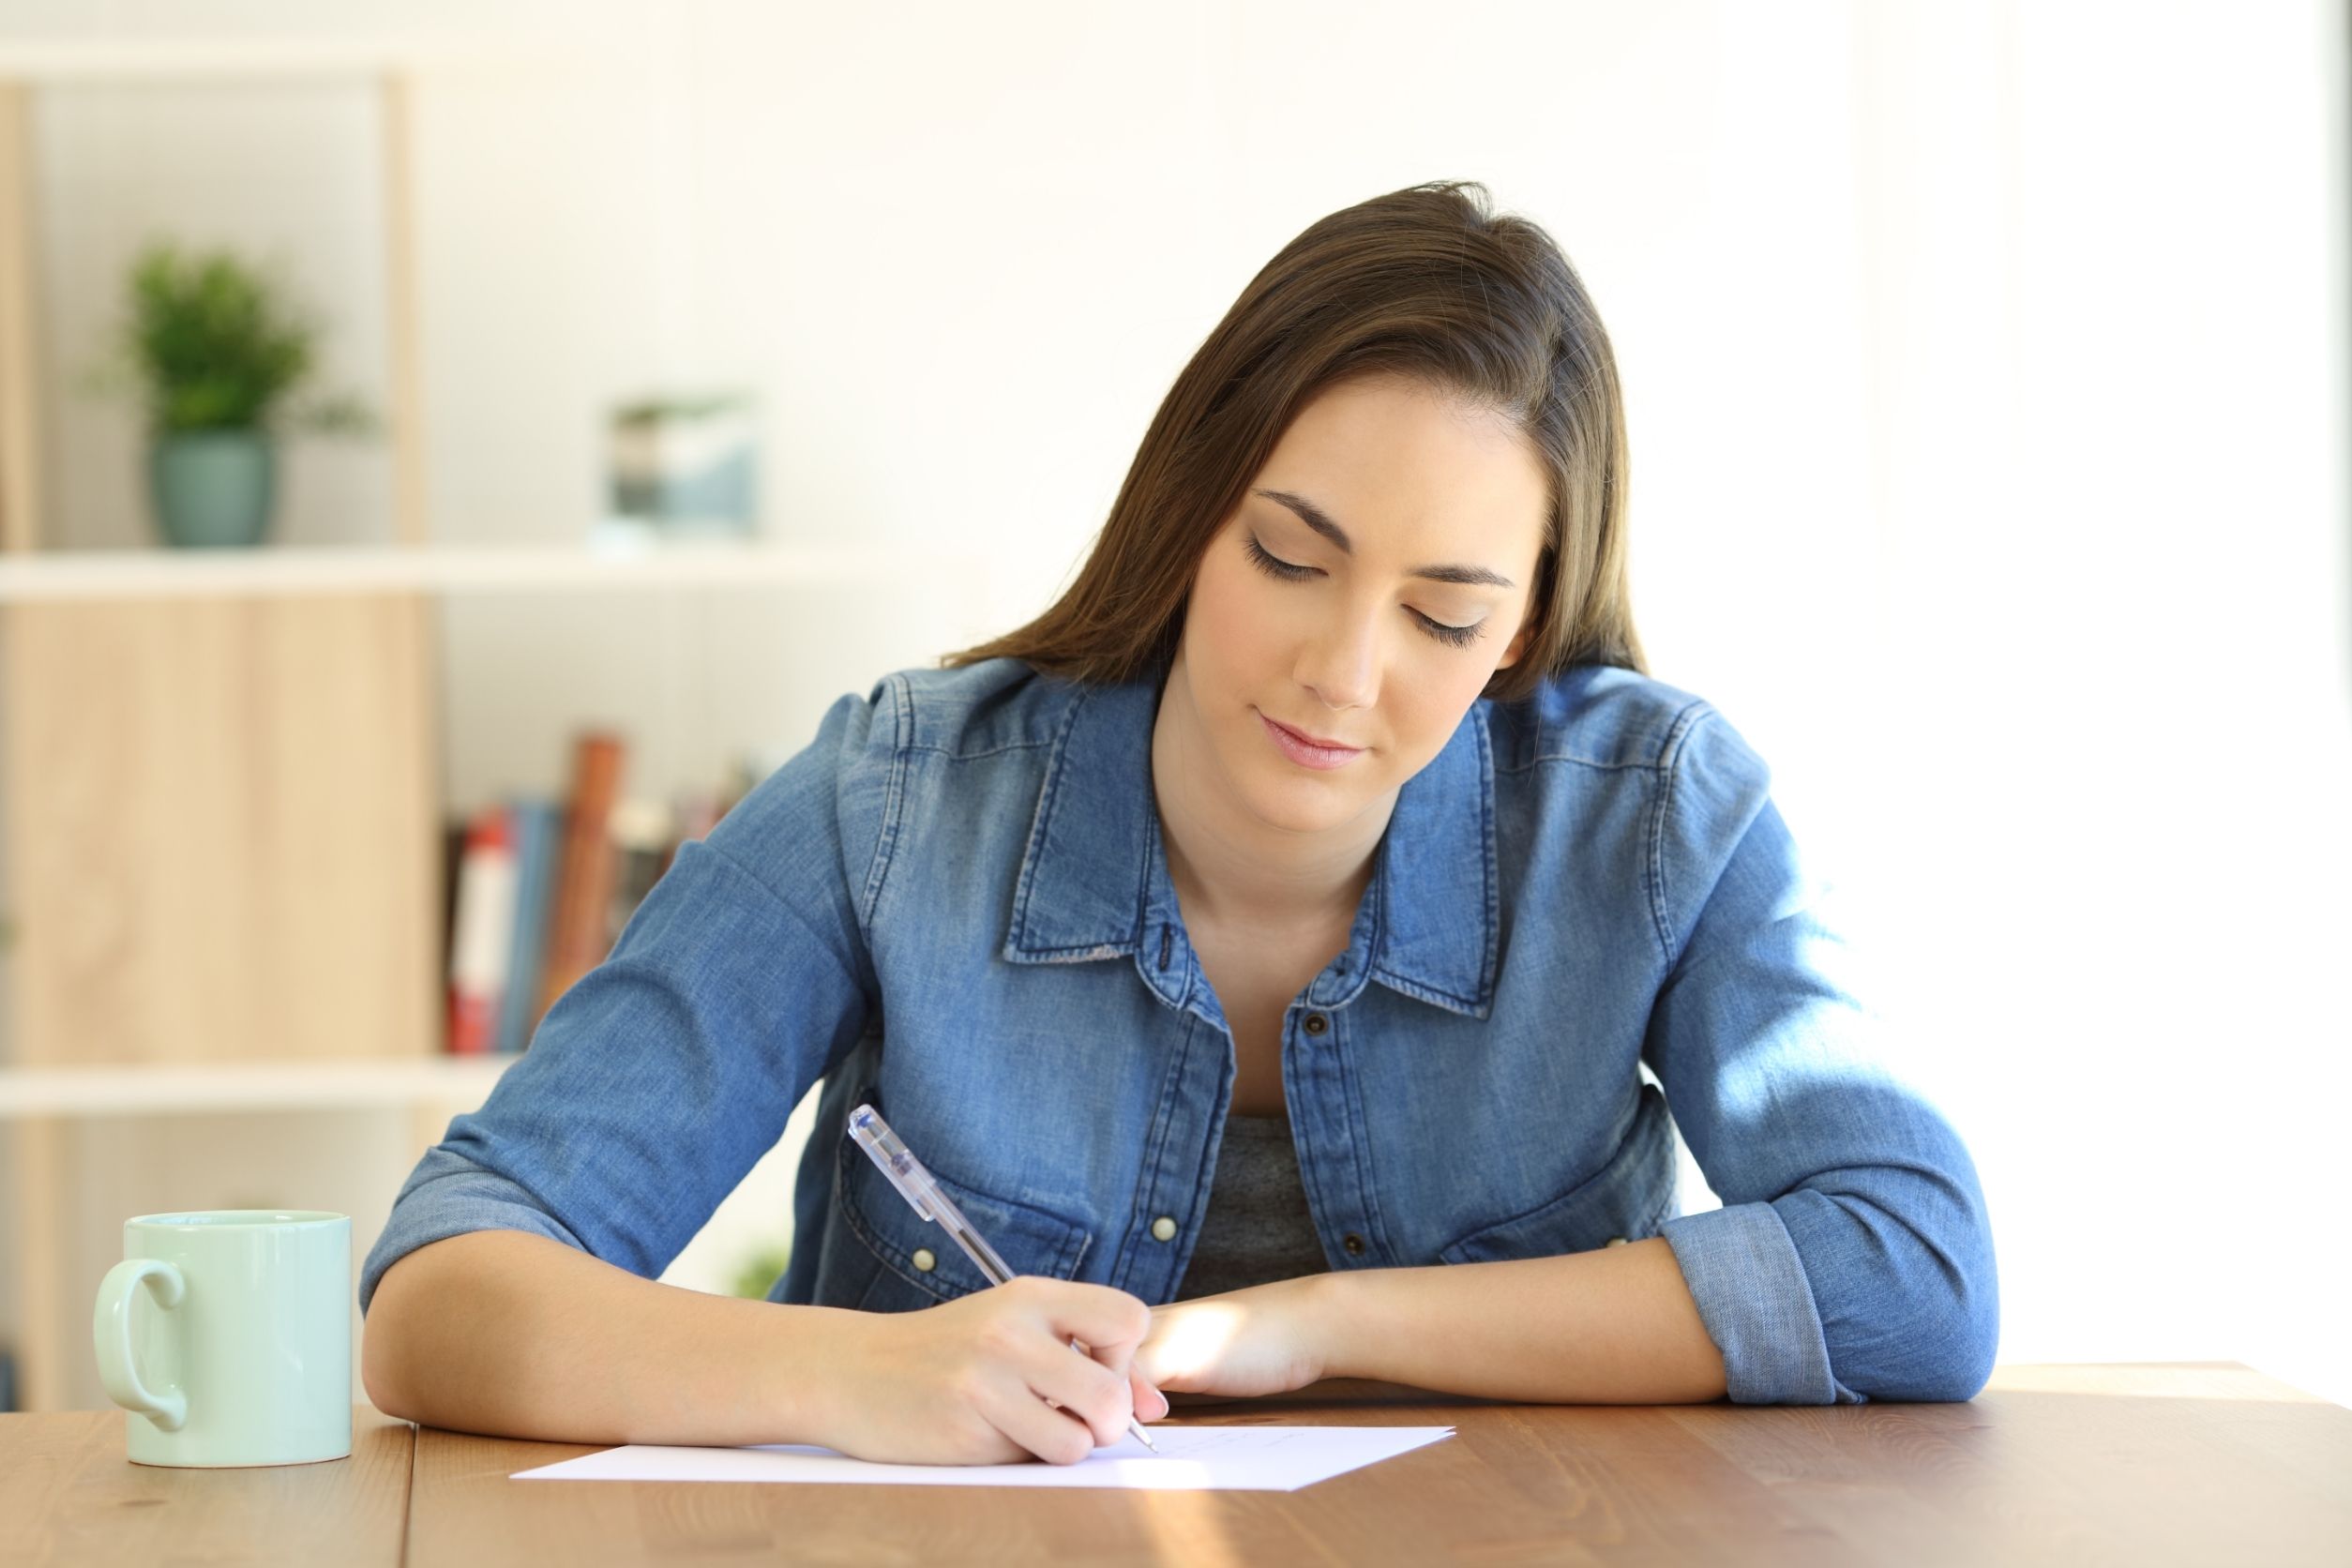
left=848, top=1104, right=1018, bottom=1286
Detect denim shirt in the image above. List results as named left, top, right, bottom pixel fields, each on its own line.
left=361, top=656, right=1999, bottom=1405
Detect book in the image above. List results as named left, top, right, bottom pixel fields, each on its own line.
left=437, top=818, right=468, bottom=988
left=537, top=732, right=627, bottom=1018
left=607, top=797, right=674, bottom=943
left=428, top=738, right=778, bottom=1048
left=494, top=798, right=562, bottom=1056
left=445, top=807, right=517, bottom=1055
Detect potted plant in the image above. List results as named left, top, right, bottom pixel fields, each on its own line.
left=102, top=240, right=375, bottom=549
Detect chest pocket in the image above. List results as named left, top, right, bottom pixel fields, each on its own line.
left=1436, top=1082, right=1678, bottom=1264
left=832, top=1102, right=1095, bottom=1308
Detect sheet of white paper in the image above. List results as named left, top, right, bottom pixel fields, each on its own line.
left=512, top=1424, right=1455, bottom=1491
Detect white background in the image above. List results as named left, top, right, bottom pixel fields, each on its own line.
left=2, top=0, right=2345, bottom=1409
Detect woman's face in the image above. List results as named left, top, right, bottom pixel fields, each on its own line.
left=1167, top=373, right=1551, bottom=838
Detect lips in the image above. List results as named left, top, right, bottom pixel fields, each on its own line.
left=1257, top=713, right=1365, bottom=773
left=1265, top=716, right=1358, bottom=751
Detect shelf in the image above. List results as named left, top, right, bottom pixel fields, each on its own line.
left=0, top=538, right=986, bottom=602
left=0, top=1054, right=520, bottom=1118
left=0, top=38, right=557, bottom=83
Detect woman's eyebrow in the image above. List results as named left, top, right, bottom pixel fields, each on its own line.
left=1253, top=488, right=1516, bottom=588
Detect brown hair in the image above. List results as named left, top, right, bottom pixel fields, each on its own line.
left=944, top=179, right=1645, bottom=701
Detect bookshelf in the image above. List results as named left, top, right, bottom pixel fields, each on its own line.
left=0, top=536, right=993, bottom=1414
left=0, top=39, right=443, bottom=553
left=0, top=39, right=1003, bottom=1410
left=0, top=537, right=963, bottom=601
left=0, top=1056, right=519, bottom=1119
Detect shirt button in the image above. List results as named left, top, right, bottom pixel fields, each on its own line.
left=1151, top=1216, right=1178, bottom=1243
left=912, top=1247, right=937, bottom=1272
left=1342, top=1232, right=1366, bottom=1256
left=1606, top=1236, right=1628, bottom=1247
left=1303, top=1013, right=1329, bottom=1036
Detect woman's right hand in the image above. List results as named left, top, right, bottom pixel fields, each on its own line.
left=813, top=1275, right=1168, bottom=1466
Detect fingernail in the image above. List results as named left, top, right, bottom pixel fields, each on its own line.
left=1153, top=1389, right=1170, bottom=1418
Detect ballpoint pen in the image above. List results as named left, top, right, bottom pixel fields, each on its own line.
left=848, top=1103, right=1161, bottom=1454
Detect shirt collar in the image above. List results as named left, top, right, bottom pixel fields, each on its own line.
left=1002, top=671, right=1500, bottom=1019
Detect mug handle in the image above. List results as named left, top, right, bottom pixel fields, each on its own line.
left=93, top=1259, right=188, bottom=1431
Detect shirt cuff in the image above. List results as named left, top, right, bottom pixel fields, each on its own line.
left=1660, top=1200, right=1863, bottom=1405
left=357, top=1148, right=589, bottom=1316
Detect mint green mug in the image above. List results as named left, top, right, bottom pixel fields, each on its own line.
left=93, top=1211, right=353, bottom=1468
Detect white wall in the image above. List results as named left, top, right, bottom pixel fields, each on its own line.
left=6, top=0, right=2346, bottom=1407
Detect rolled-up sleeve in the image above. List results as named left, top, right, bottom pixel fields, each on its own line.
left=1645, top=704, right=1998, bottom=1404
left=357, top=681, right=902, bottom=1315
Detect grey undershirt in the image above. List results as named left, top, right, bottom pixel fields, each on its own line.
left=1173, top=1111, right=1329, bottom=1300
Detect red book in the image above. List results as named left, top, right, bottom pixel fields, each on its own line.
left=445, top=807, right=517, bottom=1055
left=537, top=731, right=627, bottom=1018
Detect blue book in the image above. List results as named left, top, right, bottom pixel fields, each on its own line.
left=494, top=799, right=562, bottom=1055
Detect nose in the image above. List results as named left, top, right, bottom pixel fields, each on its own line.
left=1295, top=602, right=1380, bottom=713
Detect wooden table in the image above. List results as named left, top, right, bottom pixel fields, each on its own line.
left=5, top=1363, right=2348, bottom=1565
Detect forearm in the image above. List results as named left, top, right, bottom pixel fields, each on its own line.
left=361, top=1229, right=856, bottom=1446
left=1314, top=1238, right=1727, bottom=1404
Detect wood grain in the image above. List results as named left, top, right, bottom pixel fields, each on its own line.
left=2, top=593, right=438, bottom=1065
left=0, top=79, right=40, bottom=555
left=4, top=1366, right=2345, bottom=1565
left=392, top=1363, right=2352, bottom=1567
left=1666, top=1362, right=2352, bottom=1568
left=379, top=71, right=427, bottom=550
left=0, top=1403, right=411, bottom=1566
left=8, top=1115, right=64, bottom=1410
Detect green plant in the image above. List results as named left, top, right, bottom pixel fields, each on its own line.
left=611, top=392, right=752, bottom=427
left=97, top=239, right=377, bottom=438
left=727, top=1239, right=793, bottom=1301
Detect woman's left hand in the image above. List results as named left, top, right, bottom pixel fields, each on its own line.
left=1130, top=1276, right=1332, bottom=1401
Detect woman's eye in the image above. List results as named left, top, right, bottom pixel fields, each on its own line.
left=1244, top=533, right=1486, bottom=650
left=1244, top=534, right=1318, bottom=580
left=1411, top=611, right=1485, bottom=649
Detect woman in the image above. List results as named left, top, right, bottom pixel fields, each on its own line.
left=358, top=181, right=1998, bottom=1467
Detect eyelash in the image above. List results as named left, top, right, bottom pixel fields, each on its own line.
left=1243, top=535, right=1486, bottom=650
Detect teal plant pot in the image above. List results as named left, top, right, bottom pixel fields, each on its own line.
left=148, top=430, right=277, bottom=549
